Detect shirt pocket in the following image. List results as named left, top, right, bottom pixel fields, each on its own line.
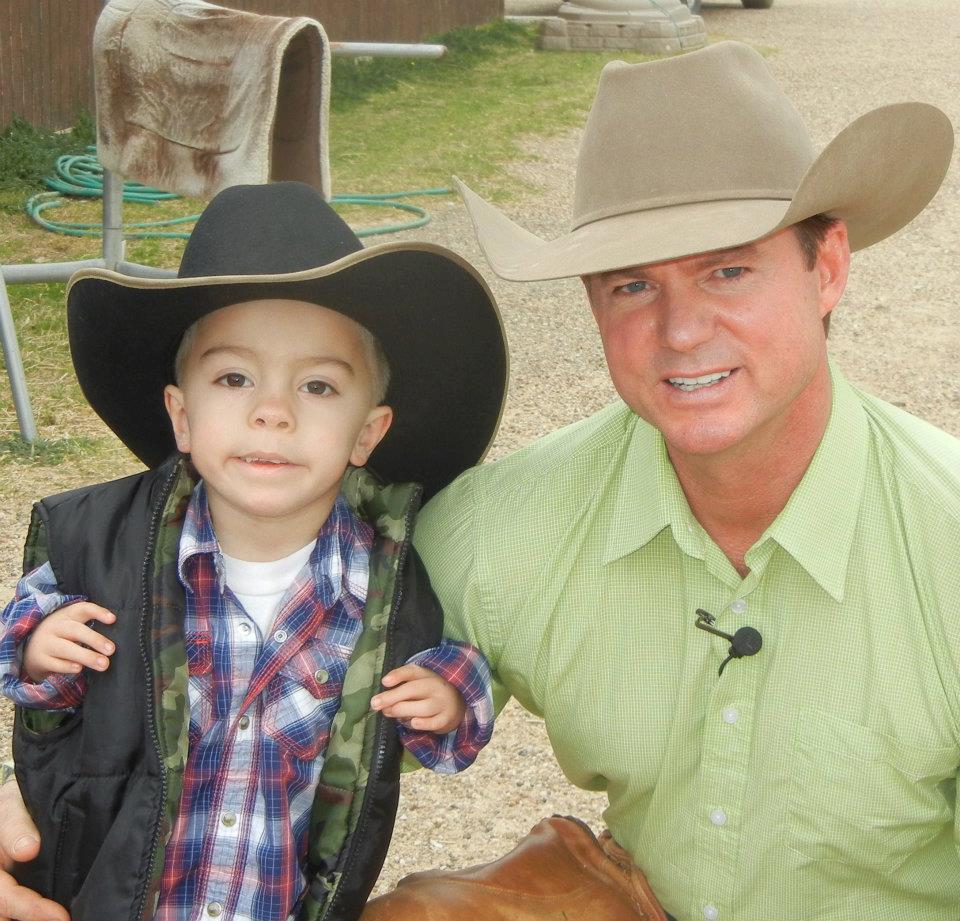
left=785, top=709, right=957, bottom=873
left=263, top=639, right=351, bottom=761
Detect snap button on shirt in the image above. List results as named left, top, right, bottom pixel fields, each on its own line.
left=721, top=706, right=740, bottom=725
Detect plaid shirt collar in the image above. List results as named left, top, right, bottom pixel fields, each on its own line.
left=176, top=482, right=373, bottom=608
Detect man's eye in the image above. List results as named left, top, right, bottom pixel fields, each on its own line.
left=303, top=380, right=334, bottom=396
left=217, top=372, right=250, bottom=388
left=618, top=280, right=649, bottom=294
left=716, top=266, right=745, bottom=279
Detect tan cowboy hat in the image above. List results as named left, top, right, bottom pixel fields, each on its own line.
left=457, top=41, right=954, bottom=281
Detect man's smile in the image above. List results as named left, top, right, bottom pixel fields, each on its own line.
left=666, top=369, right=734, bottom=392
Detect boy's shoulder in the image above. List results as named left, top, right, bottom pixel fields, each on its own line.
left=26, top=459, right=186, bottom=576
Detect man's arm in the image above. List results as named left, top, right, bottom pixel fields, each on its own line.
left=412, top=471, right=511, bottom=716
left=0, top=779, right=68, bottom=921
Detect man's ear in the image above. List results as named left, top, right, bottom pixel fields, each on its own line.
left=350, top=405, right=393, bottom=468
left=163, top=384, right=192, bottom=454
left=816, top=220, right=851, bottom=322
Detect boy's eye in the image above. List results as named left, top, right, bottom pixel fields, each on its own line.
left=217, top=372, right=250, bottom=388
left=303, top=380, right=335, bottom=396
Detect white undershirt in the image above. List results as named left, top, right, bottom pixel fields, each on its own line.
left=220, top=540, right=317, bottom=638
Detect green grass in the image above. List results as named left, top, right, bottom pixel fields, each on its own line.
left=0, top=19, right=671, bottom=469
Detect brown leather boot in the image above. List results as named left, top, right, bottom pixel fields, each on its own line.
left=361, top=815, right=668, bottom=921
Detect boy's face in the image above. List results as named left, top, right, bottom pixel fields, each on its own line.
left=163, top=299, right=392, bottom=555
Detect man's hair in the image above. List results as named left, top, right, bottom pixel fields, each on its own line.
left=792, top=213, right=842, bottom=335
left=173, top=308, right=392, bottom=405
left=793, top=213, right=841, bottom=271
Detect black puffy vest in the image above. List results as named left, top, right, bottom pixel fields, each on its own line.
left=12, top=458, right=442, bottom=921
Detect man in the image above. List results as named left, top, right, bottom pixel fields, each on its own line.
left=1, top=40, right=957, bottom=921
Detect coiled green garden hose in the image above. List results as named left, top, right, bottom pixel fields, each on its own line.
left=25, top=150, right=451, bottom=239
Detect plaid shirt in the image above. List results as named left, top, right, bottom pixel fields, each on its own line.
left=1, top=484, right=493, bottom=921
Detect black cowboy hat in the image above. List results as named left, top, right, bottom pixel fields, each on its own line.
left=66, top=182, right=508, bottom=500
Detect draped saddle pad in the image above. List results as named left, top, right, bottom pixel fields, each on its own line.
left=93, top=0, right=331, bottom=200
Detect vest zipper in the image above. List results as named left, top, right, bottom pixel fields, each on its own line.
left=134, top=463, right=180, bottom=921
left=320, top=486, right=421, bottom=919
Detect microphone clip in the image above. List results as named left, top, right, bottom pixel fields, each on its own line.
left=695, top=609, right=762, bottom=676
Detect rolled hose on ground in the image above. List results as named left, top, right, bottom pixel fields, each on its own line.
left=24, top=149, right=451, bottom=239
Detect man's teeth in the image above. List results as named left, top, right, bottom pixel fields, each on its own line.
left=668, top=370, right=731, bottom=392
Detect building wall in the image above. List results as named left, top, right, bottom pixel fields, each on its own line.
left=0, top=0, right=503, bottom=130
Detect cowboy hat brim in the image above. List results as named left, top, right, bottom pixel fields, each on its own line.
left=458, top=102, right=954, bottom=281
left=67, top=241, right=508, bottom=501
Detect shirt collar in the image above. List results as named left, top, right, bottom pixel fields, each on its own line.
left=603, top=363, right=868, bottom=600
left=604, top=411, right=705, bottom=566
left=177, top=482, right=373, bottom=606
left=761, top=363, right=867, bottom=602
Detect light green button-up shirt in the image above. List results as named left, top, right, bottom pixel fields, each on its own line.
left=414, top=367, right=960, bottom=921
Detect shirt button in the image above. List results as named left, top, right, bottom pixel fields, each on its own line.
left=207, top=903, right=224, bottom=918
left=238, top=715, right=250, bottom=731
left=703, top=905, right=719, bottom=921
left=239, top=622, right=252, bottom=636
left=730, top=599, right=747, bottom=614
left=314, top=668, right=328, bottom=684
left=221, top=812, right=237, bottom=827
left=709, top=808, right=727, bottom=827
left=273, top=629, right=288, bottom=644
left=721, top=706, right=740, bottom=724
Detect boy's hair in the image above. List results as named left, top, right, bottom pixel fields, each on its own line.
left=173, top=307, right=392, bottom=405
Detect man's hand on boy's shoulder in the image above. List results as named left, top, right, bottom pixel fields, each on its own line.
left=0, top=781, right=69, bottom=921
left=371, top=664, right=466, bottom=734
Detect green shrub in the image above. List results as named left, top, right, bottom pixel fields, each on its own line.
left=0, top=111, right=96, bottom=191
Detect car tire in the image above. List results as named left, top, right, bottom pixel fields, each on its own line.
left=741, top=0, right=773, bottom=7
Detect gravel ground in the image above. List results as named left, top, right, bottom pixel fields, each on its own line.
left=1, top=0, right=957, bottom=899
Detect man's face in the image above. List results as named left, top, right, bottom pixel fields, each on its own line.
left=163, top=299, right=392, bottom=550
left=582, top=224, right=849, bottom=466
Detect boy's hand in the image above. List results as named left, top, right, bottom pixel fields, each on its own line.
left=22, top=602, right=116, bottom=684
left=371, top=664, right=466, bottom=734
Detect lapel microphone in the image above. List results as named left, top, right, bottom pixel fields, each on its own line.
left=695, top=609, right=763, bottom=676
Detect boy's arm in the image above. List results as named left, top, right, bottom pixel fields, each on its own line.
left=384, top=639, right=494, bottom=775
left=0, top=563, right=88, bottom=709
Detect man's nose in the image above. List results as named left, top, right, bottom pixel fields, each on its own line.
left=657, top=286, right=717, bottom=353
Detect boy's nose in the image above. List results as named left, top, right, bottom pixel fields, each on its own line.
left=250, top=398, right=293, bottom=429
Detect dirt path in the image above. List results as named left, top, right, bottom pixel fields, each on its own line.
left=1, top=0, right=956, bottom=898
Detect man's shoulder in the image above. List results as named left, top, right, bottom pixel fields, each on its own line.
left=416, top=401, right=640, bottom=559
left=451, top=401, right=637, bottom=507
left=858, top=390, right=960, bottom=508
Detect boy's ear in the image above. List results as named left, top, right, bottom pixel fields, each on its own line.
left=350, top=405, right=393, bottom=468
left=163, top=384, right=192, bottom=454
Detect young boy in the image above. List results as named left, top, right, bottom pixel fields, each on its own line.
left=0, top=182, right=509, bottom=921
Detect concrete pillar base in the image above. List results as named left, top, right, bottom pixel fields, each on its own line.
left=539, top=2, right=706, bottom=54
